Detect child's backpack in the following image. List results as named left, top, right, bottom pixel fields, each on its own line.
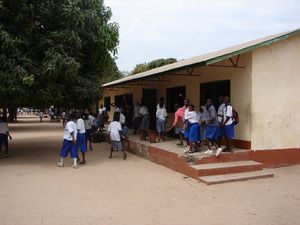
left=232, top=108, right=239, bottom=125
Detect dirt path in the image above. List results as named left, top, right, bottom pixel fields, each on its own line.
left=0, top=117, right=299, bottom=225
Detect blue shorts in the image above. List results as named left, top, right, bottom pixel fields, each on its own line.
left=60, top=139, right=78, bottom=158
left=206, top=125, right=219, bottom=140
left=218, top=124, right=234, bottom=139
left=156, top=118, right=166, bottom=133
left=76, top=133, right=87, bottom=153
left=189, top=123, right=201, bottom=142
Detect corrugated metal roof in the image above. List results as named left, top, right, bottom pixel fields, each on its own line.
left=103, top=28, right=300, bottom=87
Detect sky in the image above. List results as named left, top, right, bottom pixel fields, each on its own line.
left=107, top=0, right=300, bottom=72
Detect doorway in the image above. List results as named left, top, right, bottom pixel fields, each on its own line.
left=200, top=80, right=230, bottom=109
left=142, top=89, right=157, bottom=130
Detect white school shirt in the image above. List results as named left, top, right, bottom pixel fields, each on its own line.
left=184, top=107, right=190, bottom=120
left=223, top=104, right=233, bottom=125
left=185, top=111, right=198, bottom=124
left=139, top=106, right=149, bottom=116
left=88, top=115, right=96, bottom=126
left=0, top=122, right=9, bottom=134
left=156, top=108, right=167, bottom=120
left=64, top=121, right=77, bottom=141
left=108, top=121, right=122, bottom=141
left=119, top=113, right=126, bottom=125
left=84, top=119, right=92, bottom=130
left=133, top=105, right=141, bottom=118
left=76, top=118, right=86, bottom=134
left=99, top=108, right=104, bottom=113
left=217, top=103, right=225, bottom=123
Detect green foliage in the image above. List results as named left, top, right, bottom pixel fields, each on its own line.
left=131, top=63, right=148, bottom=75
left=131, top=58, right=177, bottom=75
left=0, top=0, right=120, bottom=108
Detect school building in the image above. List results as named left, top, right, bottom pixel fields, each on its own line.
left=99, top=29, right=300, bottom=180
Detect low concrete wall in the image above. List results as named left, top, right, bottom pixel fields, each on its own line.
left=104, top=132, right=300, bottom=179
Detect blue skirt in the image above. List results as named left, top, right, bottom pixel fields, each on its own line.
left=218, top=124, right=235, bottom=139
left=206, top=125, right=219, bottom=140
left=76, top=133, right=87, bottom=153
left=189, top=123, right=200, bottom=142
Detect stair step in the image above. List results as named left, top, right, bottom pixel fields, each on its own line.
left=190, top=160, right=263, bottom=176
left=198, top=170, right=274, bottom=185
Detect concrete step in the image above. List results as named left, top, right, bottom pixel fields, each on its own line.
left=182, top=149, right=253, bottom=164
left=198, top=170, right=274, bottom=185
left=190, top=160, right=263, bottom=176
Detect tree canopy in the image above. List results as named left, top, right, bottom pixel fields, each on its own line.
left=131, top=58, right=177, bottom=75
left=0, top=0, right=120, bottom=109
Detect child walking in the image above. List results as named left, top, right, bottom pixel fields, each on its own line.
left=167, top=103, right=185, bottom=146
left=76, top=113, right=87, bottom=164
left=108, top=112, right=127, bottom=160
left=0, top=116, right=12, bottom=158
left=58, top=114, right=78, bottom=168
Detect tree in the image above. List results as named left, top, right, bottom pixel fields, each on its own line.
left=0, top=0, right=120, bottom=112
left=131, top=58, right=177, bottom=75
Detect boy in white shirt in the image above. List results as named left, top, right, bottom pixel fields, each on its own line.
left=58, top=114, right=78, bottom=168
left=0, top=116, right=12, bottom=158
left=108, top=112, right=127, bottom=160
left=156, top=100, right=167, bottom=142
left=76, top=113, right=87, bottom=164
left=216, top=96, right=235, bottom=157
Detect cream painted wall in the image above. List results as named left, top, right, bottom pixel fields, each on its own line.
left=251, top=35, right=300, bottom=150
left=100, top=53, right=253, bottom=142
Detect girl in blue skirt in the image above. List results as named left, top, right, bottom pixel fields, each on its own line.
left=185, top=104, right=201, bottom=153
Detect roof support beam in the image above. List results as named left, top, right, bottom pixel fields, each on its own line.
left=208, top=55, right=245, bottom=69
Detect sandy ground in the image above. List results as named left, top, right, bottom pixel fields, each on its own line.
left=0, top=116, right=300, bottom=225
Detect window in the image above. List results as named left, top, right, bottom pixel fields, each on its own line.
left=166, top=86, right=186, bottom=112
left=104, top=97, right=111, bottom=112
left=114, top=94, right=133, bottom=108
left=200, top=80, right=230, bottom=109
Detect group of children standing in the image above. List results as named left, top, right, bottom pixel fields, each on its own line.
left=59, top=95, right=236, bottom=167
left=59, top=110, right=128, bottom=168
left=169, top=96, right=236, bottom=156
left=58, top=113, right=93, bottom=169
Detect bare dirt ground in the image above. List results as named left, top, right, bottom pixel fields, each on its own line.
left=0, top=116, right=300, bottom=225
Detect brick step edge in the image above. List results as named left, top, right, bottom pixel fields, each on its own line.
left=198, top=170, right=274, bottom=185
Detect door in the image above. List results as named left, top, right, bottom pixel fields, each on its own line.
left=142, top=89, right=157, bottom=130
